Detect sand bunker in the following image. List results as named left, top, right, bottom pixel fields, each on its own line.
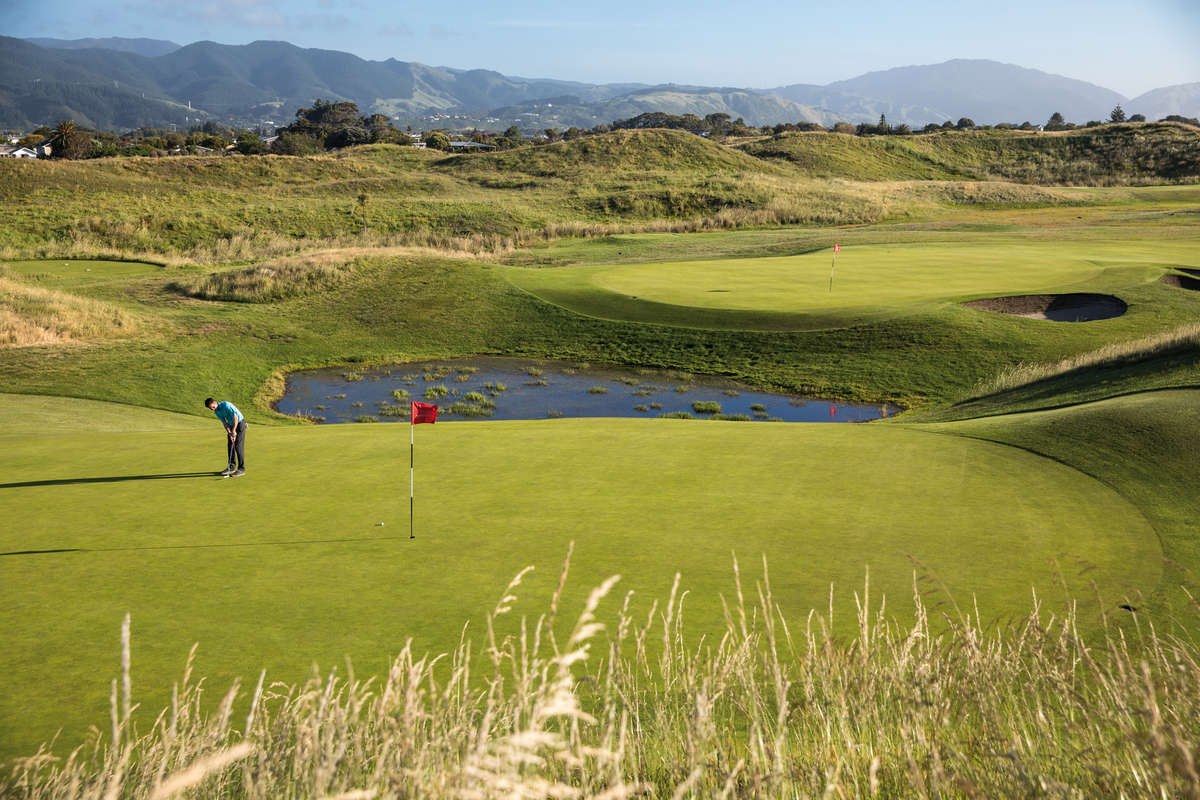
left=1162, top=272, right=1200, bottom=291
left=963, top=293, right=1127, bottom=322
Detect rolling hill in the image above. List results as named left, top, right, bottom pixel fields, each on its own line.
left=4, top=38, right=1196, bottom=133
left=1128, top=82, right=1200, bottom=122
left=775, top=59, right=1127, bottom=126
left=23, top=36, right=181, bottom=57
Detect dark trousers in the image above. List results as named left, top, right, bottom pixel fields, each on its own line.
left=227, top=421, right=247, bottom=468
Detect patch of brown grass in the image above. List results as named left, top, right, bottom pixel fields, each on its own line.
left=171, top=252, right=361, bottom=302
left=0, top=277, right=139, bottom=347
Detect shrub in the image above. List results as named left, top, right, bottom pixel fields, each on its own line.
left=692, top=400, right=721, bottom=414
left=659, top=411, right=693, bottom=419
left=587, top=386, right=609, bottom=394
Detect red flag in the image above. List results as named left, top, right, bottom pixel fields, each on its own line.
left=834, top=243, right=840, bottom=253
left=829, top=405, right=837, bottom=416
left=411, top=401, right=438, bottom=424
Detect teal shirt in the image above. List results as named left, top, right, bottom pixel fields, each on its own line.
left=213, top=401, right=243, bottom=428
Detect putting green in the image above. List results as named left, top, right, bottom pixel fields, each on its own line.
left=505, top=238, right=1200, bottom=330
left=0, top=395, right=1160, bottom=758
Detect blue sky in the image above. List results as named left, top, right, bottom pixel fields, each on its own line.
left=5, top=0, right=1198, bottom=97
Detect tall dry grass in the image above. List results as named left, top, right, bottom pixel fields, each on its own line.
left=170, top=253, right=361, bottom=303
left=972, top=322, right=1200, bottom=397
left=6, top=554, right=1200, bottom=798
left=0, top=276, right=140, bottom=347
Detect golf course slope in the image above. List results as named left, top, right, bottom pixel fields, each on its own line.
left=0, top=392, right=1161, bottom=758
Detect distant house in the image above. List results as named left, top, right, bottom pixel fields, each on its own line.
left=0, top=145, right=38, bottom=158
left=35, top=144, right=52, bottom=157
left=194, top=145, right=215, bottom=155
left=448, top=141, right=497, bottom=152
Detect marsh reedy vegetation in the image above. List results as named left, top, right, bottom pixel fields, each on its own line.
left=7, top=553, right=1200, bottom=800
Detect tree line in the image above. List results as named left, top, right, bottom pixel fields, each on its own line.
left=18, top=101, right=1199, bottom=160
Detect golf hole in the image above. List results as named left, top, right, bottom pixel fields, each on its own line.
left=962, top=293, right=1127, bottom=322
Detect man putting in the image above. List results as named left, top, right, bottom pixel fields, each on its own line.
left=205, top=397, right=246, bottom=477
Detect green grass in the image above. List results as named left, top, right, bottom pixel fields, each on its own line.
left=504, top=236, right=1200, bottom=331
left=923, top=389, right=1200, bottom=622
left=0, top=394, right=1163, bottom=759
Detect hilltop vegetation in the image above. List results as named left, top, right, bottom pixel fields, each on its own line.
left=742, top=122, right=1200, bottom=184
left=2, top=126, right=1197, bottom=269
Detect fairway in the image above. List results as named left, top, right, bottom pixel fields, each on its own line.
left=0, top=394, right=1160, bottom=758
left=505, top=237, right=1200, bottom=330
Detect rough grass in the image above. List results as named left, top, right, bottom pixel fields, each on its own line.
left=7, top=560, right=1200, bottom=799
left=741, top=123, right=1200, bottom=185
left=0, top=276, right=139, bottom=346
left=5, top=128, right=1182, bottom=269
left=969, top=321, right=1200, bottom=397
left=170, top=252, right=358, bottom=302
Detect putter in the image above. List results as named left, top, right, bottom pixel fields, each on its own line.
left=222, top=433, right=237, bottom=477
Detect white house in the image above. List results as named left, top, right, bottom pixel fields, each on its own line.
left=0, top=145, right=38, bottom=158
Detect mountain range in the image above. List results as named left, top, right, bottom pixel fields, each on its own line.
left=3, top=37, right=1197, bottom=133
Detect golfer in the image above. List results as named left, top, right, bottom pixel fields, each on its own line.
left=205, top=397, right=246, bottom=476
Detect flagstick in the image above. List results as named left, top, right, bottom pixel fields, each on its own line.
left=828, top=251, right=837, bottom=292
left=409, top=418, right=415, bottom=540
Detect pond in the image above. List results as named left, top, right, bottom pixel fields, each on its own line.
left=276, top=357, right=898, bottom=423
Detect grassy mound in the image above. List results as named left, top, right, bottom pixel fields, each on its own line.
left=0, top=395, right=1160, bottom=757
left=438, top=128, right=784, bottom=177
left=0, top=275, right=139, bottom=347
left=928, top=389, right=1200, bottom=623
left=916, top=323, right=1200, bottom=419
left=171, top=252, right=358, bottom=302
left=6, top=131, right=1166, bottom=266
left=741, top=123, right=1200, bottom=184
